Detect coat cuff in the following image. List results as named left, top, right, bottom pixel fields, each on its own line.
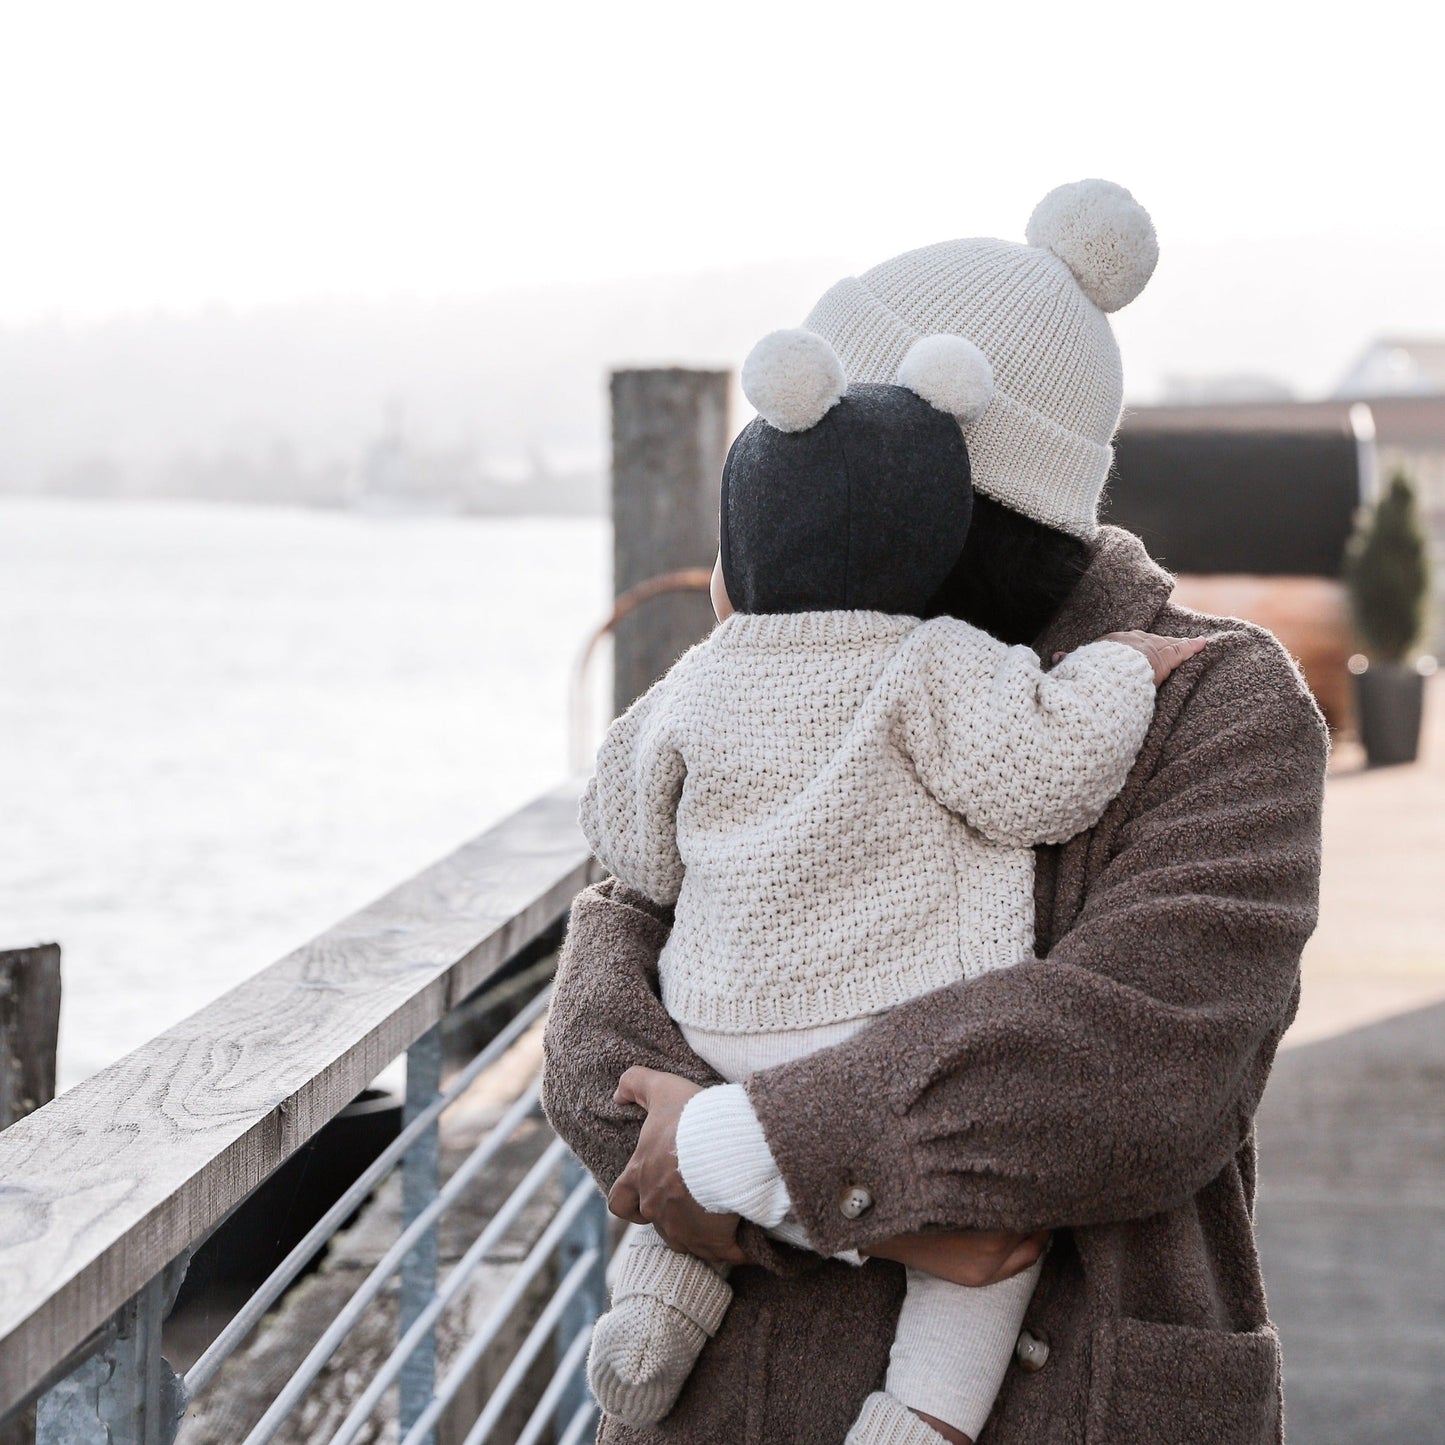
left=676, top=1083, right=793, bottom=1229
left=745, top=1049, right=925, bottom=1256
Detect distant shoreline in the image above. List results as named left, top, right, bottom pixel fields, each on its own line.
left=0, top=487, right=606, bottom=520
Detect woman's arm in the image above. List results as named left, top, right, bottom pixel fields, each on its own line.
left=540, top=879, right=706, bottom=1189
left=539, top=879, right=812, bottom=1272
left=746, top=632, right=1327, bottom=1255
left=609, top=1061, right=1044, bottom=1285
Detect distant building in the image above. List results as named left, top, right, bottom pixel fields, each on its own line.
left=1334, top=338, right=1445, bottom=400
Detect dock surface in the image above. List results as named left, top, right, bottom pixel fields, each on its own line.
left=1257, top=681, right=1445, bottom=1443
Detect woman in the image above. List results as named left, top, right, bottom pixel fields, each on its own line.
left=543, top=181, right=1327, bottom=1444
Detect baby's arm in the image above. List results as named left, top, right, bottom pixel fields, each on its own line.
left=578, top=678, right=687, bottom=906
left=896, top=619, right=1204, bottom=847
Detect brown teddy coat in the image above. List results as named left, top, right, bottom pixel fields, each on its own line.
left=542, top=526, right=1328, bottom=1444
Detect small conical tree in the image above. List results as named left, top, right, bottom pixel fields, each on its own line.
left=1346, top=470, right=1432, bottom=663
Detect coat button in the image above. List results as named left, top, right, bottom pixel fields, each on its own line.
left=1015, top=1330, right=1050, bottom=1372
left=837, top=1185, right=873, bottom=1220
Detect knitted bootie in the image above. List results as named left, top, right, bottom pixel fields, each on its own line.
left=845, top=1392, right=955, bottom=1445
left=587, top=1225, right=733, bottom=1426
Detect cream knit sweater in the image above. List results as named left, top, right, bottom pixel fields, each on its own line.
left=580, top=610, right=1156, bottom=1036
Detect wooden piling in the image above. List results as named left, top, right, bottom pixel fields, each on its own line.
left=609, top=369, right=731, bottom=717
left=0, top=946, right=59, bottom=1445
left=0, top=944, right=60, bottom=1133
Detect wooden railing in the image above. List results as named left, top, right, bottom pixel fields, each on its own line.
left=0, top=782, right=605, bottom=1441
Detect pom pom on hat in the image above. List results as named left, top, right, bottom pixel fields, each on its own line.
left=897, top=334, right=995, bottom=423
left=741, top=329, right=846, bottom=433
left=1025, top=179, right=1158, bottom=314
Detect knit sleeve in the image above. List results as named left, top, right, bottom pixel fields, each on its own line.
left=578, top=673, right=687, bottom=906
left=896, top=622, right=1157, bottom=847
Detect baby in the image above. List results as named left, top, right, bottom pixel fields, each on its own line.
left=578, top=329, right=1205, bottom=1445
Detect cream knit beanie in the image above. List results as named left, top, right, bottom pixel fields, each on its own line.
left=802, top=179, right=1158, bottom=540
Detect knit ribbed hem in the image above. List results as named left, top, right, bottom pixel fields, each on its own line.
left=844, top=1392, right=943, bottom=1445
left=589, top=1228, right=731, bottom=1427
left=711, top=609, right=919, bottom=649
left=966, top=388, right=1110, bottom=540
left=676, top=1084, right=792, bottom=1229
left=805, top=275, right=1112, bottom=541
left=662, top=952, right=966, bottom=1036
left=613, top=1228, right=733, bottom=1336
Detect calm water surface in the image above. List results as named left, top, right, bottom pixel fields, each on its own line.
left=0, top=499, right=609, bottom=1087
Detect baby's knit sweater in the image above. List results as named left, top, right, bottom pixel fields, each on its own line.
left=580, top=610, right=1156, bottom=1036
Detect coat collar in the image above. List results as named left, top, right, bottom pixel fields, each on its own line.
left=1034, top=526, right=1176, bottom=660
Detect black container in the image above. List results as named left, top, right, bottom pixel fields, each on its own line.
left=1106, top=427, right=1363, bottom=577
left=1354, top=663, right=1426, bottom=766
left=172, top=1088, right=402, bottom=1310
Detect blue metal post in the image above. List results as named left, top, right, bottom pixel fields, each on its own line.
left=400, top=1024, right=443, bottom=1445
left=36, top=1255, right=188, bottom=1445
left=555, top=1154, right=608, bottom=1428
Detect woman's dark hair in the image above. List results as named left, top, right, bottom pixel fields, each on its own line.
left=923, top=492, right=1091, bottom=645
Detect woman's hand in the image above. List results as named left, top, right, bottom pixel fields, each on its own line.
left=607, top=1066, right=749, bottom=1267
left=863, top=1228, right=1049, bottom=1286
left=1095, top=630, right=1208, bottom=686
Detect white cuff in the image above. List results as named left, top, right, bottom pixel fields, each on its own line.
left=675, top=1083, right=793, bottom=1229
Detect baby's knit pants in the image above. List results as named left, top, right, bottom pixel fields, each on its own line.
left=668, top=1020, right=1040, bottom=1438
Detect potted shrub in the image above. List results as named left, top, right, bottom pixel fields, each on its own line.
left=1345, top=470, right=1435, bottom=765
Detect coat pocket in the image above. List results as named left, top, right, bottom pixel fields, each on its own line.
left=1087, top=1316, right=1282, bottom=1445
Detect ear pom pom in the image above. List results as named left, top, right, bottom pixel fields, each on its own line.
left=897, top=334, right=995, bottom=423
left=741, top=329, right=846, bottom=433
left=1024, top=179, right=1158, bottom=313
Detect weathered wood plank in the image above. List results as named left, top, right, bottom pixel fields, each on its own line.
left=0, top=783, right=599, bottom=1418
left=0, top=944, right=61, bottom=1132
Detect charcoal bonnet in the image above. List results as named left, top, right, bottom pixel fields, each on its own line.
left=720, top=382, right=974, bottom=616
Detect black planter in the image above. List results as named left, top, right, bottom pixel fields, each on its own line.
left=1353, top=662, right=1425, bottom=766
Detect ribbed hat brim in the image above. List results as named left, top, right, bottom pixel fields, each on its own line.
left=804, top=275, right=1111, bottom=540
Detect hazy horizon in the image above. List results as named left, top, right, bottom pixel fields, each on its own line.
left=4, top=248, right=1436, bottom=510
left=7, top=1, right=1445, bottom=508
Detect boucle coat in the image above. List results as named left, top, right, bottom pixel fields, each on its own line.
left=542, top=526, right=1328, bottom=1445
left=579, top=611, right=1156, bottom=1035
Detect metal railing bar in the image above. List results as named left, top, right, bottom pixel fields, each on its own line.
left=513, top=1327, right=592, bottom=1445
left=400, top=1023, right=443, bottom=1445
left=455, top=1252, right=599, bottom=1445
left=556, top=1154, right=609, bottom=1425
left=397, top=1179, right=596, bottom=1445
left=185, top=986, right=553, bottom=1396
left=556, top=1399, right=600, bottom=1445
left=239, top=1079, right=544, bottom=1445
left=324, top=1136, right=570, bottom=1445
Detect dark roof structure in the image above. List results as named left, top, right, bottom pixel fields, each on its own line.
left=1123, top=394, right=1445, bottom=448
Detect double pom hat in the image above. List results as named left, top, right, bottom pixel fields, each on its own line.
left=802, top=179, right=1159, bottom=541
left=720, top=329, right=994, bottom=616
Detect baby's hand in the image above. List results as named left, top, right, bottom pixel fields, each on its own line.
left=1096, top=630, right=1208, bottom=686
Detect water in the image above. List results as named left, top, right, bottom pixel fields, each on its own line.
left=0, top=498, right=610, bottom=1089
